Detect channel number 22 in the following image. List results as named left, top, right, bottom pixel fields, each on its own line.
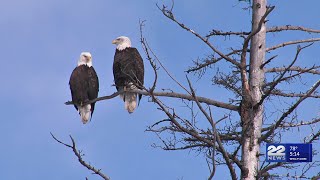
left=268, top=145, right=285, bottom=156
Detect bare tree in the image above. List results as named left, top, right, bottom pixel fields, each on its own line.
left=54, top=0, right=320, bottom=179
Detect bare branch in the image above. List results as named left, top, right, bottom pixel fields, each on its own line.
left=214, top=135, right=238, bottom=180
left=143, top=32, right=190, bottom=94
left=186, top=77, right=240, bottom=180
left=145, top=77, right=240, bottom=178
left=259, top=44, right=312, bottom=106
left=50, top=133, right=110, bottom=180
left=264, top=66, right=318, bottom=89
left=186, top=38, right=320, bottom=74
left=260, top=79, right=320, bottom=142
left=161, top=143, right=210, bottom=150
left=139, top=20, right=158, bottom=92
left=51, top=132, right=72, bottom=148
left=260, top=55, right=278, bottom=69
left=270, top=91, right=320, bottom=98
left=259, top=162, right=285, bottom=176
left=206, top=25, right=320, bottom=38
left=266, top=173, right=312, bottom=179
left=308, top=130, right=320, bottom=143
left=157, top=4, right=241, bottom=68
left=186, top=50, right=242, bottom=73
left=263, top=118, right=320, bottom=130
left=150, top=94, right=214, bottom=147
left=266, top=38, right=320, bottom=52
left=207, top=25, right=320, bottom=38
left=266, top=66, right=320, bottom=75
left=213, top=72, right=242, bottom=96
left=65, top=89, right=239, bottom=111
left=206, top=29, right=250, bottom=38
left=65, top=91, right=120, bottom=106
left=267, top=25, right=320, bottom=34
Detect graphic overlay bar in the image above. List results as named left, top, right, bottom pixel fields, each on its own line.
left=266, top=143, right=312, bottom=163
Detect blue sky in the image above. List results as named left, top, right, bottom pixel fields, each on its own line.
left=1, top=0, right=319, bottom=179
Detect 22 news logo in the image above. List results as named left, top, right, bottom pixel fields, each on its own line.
left=267, top=144, right=286, bottom=162
left=266, top=143, right=312, bottom=162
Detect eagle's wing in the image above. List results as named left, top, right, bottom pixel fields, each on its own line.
left=69, top=65, right=90, bottom=110
left=130, top=48, right=144, bottom=88
left=88, top=67, right=99, bottom=115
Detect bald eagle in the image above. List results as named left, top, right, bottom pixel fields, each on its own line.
left=69, top=52, right=99, bottom=124
left=112, top=36, right=144, bottom=113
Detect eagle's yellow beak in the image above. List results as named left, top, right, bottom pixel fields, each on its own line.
left=112, top=39, right=117, bottom=44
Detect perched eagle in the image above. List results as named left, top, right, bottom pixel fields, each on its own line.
left=69, top=52, right=99, bottom=124
left=112, top=36, right=144, bottom=113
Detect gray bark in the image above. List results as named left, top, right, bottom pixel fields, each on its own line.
left=241, top=0, right=266, bottom=179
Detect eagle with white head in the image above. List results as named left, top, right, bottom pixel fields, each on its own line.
left=69, top=52, right=99, bottom=123
left=112, top=36, right=144, bottom=113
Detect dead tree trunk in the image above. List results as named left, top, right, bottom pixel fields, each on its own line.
left=241, top=0, right=267, bottom=179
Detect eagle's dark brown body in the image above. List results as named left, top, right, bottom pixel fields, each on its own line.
left=69, top=64, right=99, bottom=121
left=113, top=47, right=144, bottom=103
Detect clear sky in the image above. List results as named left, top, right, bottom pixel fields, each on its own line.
left=1, top=0, right=319, bottom=179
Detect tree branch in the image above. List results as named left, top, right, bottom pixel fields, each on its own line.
left=186, top=76, right=237, bottom=180
left=260, top=55, right=278, bottom=69
left=139, top=19, right=158, bottom=92
left=189, top=18, right=320, bottom=76
left=65, top=91, right=121, bottom=106
left=263, top=118, right=320, bottom=131
left=150, top=94, right=215, bottom=147
left=206, top=25, right=320, bottom=38
left=266, top=38, right=320, bottom=52
left=157, top=4, right=241, bottom=68
left=258, top=44, right=312, bottom=106
left=65, top=89, right=239, bottom=111
left=260, top=79, right=320, bottom=142
left=265, top=66, right=320, bottom=75
left=186, top=50, right=242, bottom=73
left=140, top=24, right=190, bottom=93
left=308, top=130, right=320, bottom=143
left=264, top=66, right=317, bottom=89
left=270, top=91, right=320, bottom=98
left=267, top=25, right=320, bottom=34
left=206, top=29, right=250, bottom=38
left=50, top=133, right=110, bottom=180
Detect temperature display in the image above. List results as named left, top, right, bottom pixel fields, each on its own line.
left=266, top=143, right=312, bottom=162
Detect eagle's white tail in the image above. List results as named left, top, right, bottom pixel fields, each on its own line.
left=78, top=104, right=91, bottom=124
left=125, top=92, right=137, bottom=113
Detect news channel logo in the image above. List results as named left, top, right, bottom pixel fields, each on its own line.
left=266, top=143, right=312, bottom=162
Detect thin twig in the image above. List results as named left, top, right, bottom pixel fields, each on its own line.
left=139, top=19, right=158, bottom=92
